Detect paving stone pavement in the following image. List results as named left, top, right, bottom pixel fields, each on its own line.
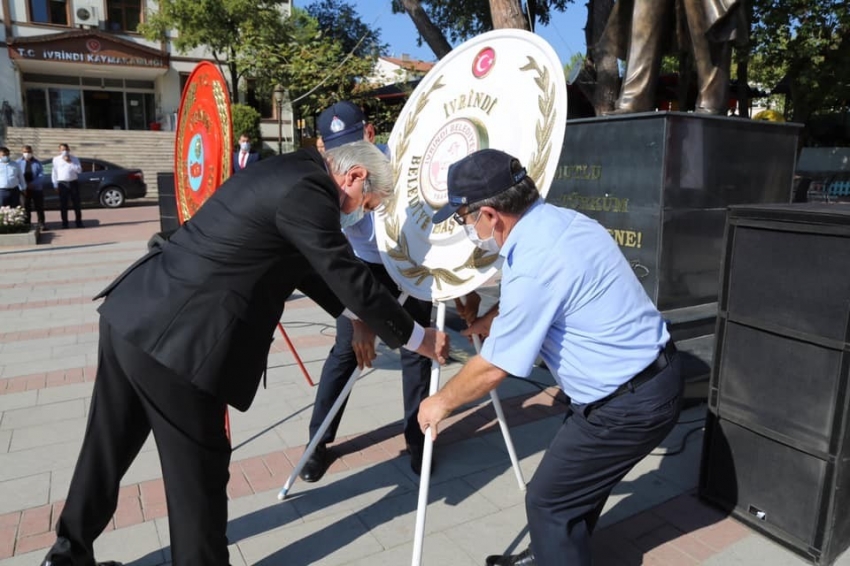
left=1, top=204, right=848, bottom=565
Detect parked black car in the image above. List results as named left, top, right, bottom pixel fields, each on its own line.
left=35, top=158, right=147, bottom=209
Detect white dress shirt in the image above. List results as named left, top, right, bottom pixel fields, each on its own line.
left=52, top=155, right=83, bottom=187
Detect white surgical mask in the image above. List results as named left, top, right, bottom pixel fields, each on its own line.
left=0, top=156, right=8, bottom=163
left=463, top=214, right=500, bottom=253
left=61, top=150, right=69, bottom=157
left=240, top=142, right=251, bottom=152
left=23, top=153, right=32, bottom=160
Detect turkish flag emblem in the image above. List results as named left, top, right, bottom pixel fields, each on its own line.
left=86, top=39, right=101, bottom=53
left=472, top=47, right=495, bottom=79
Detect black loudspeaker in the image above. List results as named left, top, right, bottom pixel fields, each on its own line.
left=157, top=172, right=180, bottom=233
left=700, top=204, right=850, bottom=565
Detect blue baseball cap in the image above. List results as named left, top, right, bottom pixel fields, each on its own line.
left=432, top=149, right=527, bottom=224
left=318, top=101, right=366, bottom=149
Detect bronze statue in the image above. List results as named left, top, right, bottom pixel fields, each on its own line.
left=601, top=0, right=745, bottom=115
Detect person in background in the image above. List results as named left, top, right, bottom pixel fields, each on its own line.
left=232, top=132, right=260, bottom=172
left=52, top=143, right=83, bottom=229
left=18, top=145, right=46, bottom=230
left=419, top=149, right=683, bottom=566
left=299, top=101, right=434, bottom=482
left=0, top=146, right=25, bottom=208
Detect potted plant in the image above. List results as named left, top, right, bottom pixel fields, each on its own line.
left=0, top=205, right=28, bottom=234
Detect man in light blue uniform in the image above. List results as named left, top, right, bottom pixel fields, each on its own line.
left=299, top=102, right=433, bottom=482
left=420, top=149, right=683, bottom=566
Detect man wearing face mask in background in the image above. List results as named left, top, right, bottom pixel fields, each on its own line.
left=299, top=101, right=435, bottom=482
left=18, top=145, right=46, bottom=230
left=52, top=143, right=83, bottom=229
left=0, top=146, right=25, bottom=207
left=232, top=132, right=260, bottom=172
left=419, top=149, right=683, bottom=566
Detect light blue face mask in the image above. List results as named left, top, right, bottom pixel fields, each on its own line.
left=340, top=206, right=365, bottom=229
left=0, top=156, right=8, bottom=163
left=340, top=178, right=370, bottom=229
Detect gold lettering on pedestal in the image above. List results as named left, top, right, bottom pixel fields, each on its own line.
left=556, top=164, right=602, bottom=180
left=607, top=228, right=643, bottom=248
left=558, top=192, right=629, bottom=213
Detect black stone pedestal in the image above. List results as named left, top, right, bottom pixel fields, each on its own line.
left=546, top=112, right=802, bottom=400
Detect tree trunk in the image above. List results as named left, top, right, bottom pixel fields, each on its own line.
left=736, top=0, right=753, bottom=118
left=399, top=0, right=453, bottom=59
left=489, top=0, right=529, bottom=30
left=583, top=0, right=618, bottom=115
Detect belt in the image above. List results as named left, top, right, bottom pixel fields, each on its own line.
left=591, top=341, right=677, bottom=409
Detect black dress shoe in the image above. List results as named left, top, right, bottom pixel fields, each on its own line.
left=299, top=444, right=330, bottom=483
left=485, top=547, right=536, bottom=565
left=61, top=223, right=69, bottom=229
left=41, top=537, right=124, bottom=566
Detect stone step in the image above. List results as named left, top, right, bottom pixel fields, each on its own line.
left=5, top=127, right=178, bottom=199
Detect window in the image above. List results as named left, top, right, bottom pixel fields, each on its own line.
left=106, top=0, right=141, bottom=32
left=49, top=88, right=83, bottom=128
left=29, top=0, right=69, bottom=25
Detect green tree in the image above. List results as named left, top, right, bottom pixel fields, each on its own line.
left=305, top=0, right=387, bottom=57
left=392, top=0, right=573, bottom=59
left=139, top=0, right=290, bottom=102
left=750, top=0, right=850, bottom=123
left=237, top=8, right=378, bottom=119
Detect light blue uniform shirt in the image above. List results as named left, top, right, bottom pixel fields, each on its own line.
left=0, top=160, right=25, bottom=191
left=342, top=213, right=383, bottom=264
left=480, top=200, right=669, bottom=404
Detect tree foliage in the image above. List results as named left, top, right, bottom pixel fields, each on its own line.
left=749, top=0, right=850, bottom=122
left=140, top=1, right=378, bottom=120
left=139, top=0, right=289, bottom=101
left=305, top=0, right=387, bottom=57
left=392, top=0, right=572, bottom=58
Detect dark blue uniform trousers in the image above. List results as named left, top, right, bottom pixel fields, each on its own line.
left=526, top=353, right=683, bottom=566
left=308, top=261, right=433, bottom=450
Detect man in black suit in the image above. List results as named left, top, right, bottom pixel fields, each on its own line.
left=232, top=132, right=260, bottom=172
left=40, top=141, right=449, bottom=566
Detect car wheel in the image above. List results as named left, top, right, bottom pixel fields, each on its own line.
left=99, top=186, right=126, bottom=208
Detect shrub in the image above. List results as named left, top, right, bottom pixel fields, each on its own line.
left=231, top=104, right=262, bottom=151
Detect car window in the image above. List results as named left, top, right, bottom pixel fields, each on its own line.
left=79, top=160, right=95, bottom=173
left=42, top=163, right=53, bottom=176
left=93, top=162, right=107, bottom=171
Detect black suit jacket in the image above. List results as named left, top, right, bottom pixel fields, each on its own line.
left=232, top=151, right=260, bottom=172
left=96, top=148, right=414, bottom=411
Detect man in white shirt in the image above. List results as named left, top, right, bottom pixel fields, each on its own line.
left=52, top=143, right=84, bottom=229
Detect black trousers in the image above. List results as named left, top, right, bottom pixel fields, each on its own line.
left=50, top=319, right=232, bottom=566
left=525, top=352, right=683, bottom=566
left=58, top=180, right=82, bottom=226
left=0, top=188, right=20, bottom=207
left=25, top=189, right=45, bottom=226
left=308, top=261, right=432, bottom=450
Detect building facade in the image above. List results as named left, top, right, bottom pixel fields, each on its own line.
left=0, top=0, right=293, bottom=153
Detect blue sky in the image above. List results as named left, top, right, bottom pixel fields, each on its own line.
left=347, top=1, right=588, bottom=66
